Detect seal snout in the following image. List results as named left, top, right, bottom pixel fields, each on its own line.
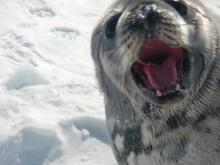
left=132, top=38, right=186, bottom=97
left=142, top=5, right=160, bottom=31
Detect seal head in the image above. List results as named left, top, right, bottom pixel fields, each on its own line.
left=92, top=0, right=218, bottom=107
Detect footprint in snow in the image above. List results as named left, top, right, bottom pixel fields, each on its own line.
left=29, top=7, right=56, bottom=17
left=51, top=27, right=80, bottom=40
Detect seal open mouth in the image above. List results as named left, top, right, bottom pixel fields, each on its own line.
left=132, top=38, right=185, bottom=97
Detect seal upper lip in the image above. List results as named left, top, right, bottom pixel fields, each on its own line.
left=132, top=38, right=184, bottom=96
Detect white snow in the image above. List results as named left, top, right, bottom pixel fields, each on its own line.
left=6, top=64, right=49, bottom=90
left=0, top=0, right=219, bottom=165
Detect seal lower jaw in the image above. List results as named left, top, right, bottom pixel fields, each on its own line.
left=131, top=38, right=192, bottom=104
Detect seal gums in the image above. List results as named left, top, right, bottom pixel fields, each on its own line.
left=133, top=38, right=184, bottom=95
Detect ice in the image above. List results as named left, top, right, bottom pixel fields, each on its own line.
left=0, top=127, right=61, bottom=165
left=73, top=116, right=109, bottom=144
left=6, top=64, right=49, bottom=90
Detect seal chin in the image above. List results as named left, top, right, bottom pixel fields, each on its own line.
left=131, top=38, right=197, bottom=105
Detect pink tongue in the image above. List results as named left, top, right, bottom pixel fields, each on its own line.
left=136, top=55, right=177, bottom=93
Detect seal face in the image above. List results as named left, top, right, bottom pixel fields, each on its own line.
left=92, top=0, right=220, bottom=164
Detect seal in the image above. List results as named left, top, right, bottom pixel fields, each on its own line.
left=91, top=0, right=220, bottom=164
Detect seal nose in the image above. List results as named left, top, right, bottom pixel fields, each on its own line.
left=143, top=6, right=160, bottom=31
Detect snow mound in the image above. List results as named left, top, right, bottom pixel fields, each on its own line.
left=6, top=64, right=49, bottom=90
left=73, top=116, right=109, bottom=144
left=0, top=127, right=61, bottom=165
left=55, top=118, right=116, bottom=165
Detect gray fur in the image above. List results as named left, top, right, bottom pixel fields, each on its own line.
left=91, top=0, right=220, bottom=164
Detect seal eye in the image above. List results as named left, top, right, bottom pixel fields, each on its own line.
left=168, top=0, right=188, bottom=16
left=105, top=13, right=121, bottom=39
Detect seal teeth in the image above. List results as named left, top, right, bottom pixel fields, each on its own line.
left=156, top=90, right=162, bottom=97
left=176, top=83, right=181, bottom=91
left=155, top=84, right=181, bottom=97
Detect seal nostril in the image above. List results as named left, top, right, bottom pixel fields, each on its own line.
left=143, top=10, right=160, bottom=30
left=146, top=11, right=155, bottom=24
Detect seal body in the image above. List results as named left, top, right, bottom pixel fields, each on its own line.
left=91, top=0, right=220, bottom=165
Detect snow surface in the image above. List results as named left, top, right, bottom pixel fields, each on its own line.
left=0, top=0, right=219, bottom=165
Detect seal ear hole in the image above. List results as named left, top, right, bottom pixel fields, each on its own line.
left=168, top=0, right=188, bottom=16
left=105, top=13, right=122, bottom=39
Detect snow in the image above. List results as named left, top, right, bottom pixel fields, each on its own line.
left=0, top=127, right=61, bottom=165
left=6, top=64, right=48, bottom=90
left=0, top=0, right=219, bottom=165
